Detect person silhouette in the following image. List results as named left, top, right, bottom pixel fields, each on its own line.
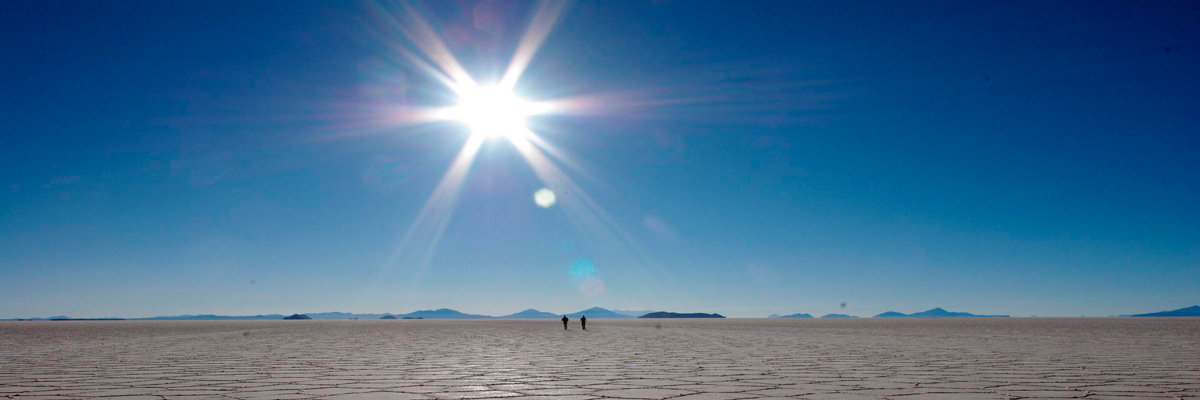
left=561, top=315, right=568, bottom=330
left=580, top=315, right=587, bottom=330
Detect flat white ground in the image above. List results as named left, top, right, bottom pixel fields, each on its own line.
left=1, top=319, right=1197, bottom=399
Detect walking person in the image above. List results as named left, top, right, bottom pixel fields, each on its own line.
left=580, top=315, right=587, bottom=330
left=561, top=315, right=568, bottom=330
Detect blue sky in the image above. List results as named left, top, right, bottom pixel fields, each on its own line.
left=2, top=1, right=1197, bottom=318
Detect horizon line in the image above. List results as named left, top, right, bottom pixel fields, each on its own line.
left=5, top=304, right=1195, bottom=320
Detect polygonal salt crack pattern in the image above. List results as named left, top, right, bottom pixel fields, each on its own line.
left=0, top=319, right=1197, bottom=399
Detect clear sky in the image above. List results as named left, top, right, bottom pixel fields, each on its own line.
left=2, top=1, right=1197, bottom=318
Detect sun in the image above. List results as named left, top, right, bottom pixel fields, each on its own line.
left=448, top=85, right=539, bottom=140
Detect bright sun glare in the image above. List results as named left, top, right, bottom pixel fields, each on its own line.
left=450, top=85, right=537, bottom=140
left=387, top=1, right=637, bottom=298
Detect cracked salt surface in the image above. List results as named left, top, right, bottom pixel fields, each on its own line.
left=1, top=318, right=1197, bottom=399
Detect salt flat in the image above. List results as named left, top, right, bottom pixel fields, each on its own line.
left=1, top=319, right=1197, bottom=399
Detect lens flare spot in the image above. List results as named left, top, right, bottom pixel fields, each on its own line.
left=570, top=258, right=595, bottom=279
left=533, top=188, right=556, bottom=208
left=580, top=277, right=606, bottom=296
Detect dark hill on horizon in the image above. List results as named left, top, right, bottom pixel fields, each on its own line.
left=566, top=307, right=630, bottom=318
left=875, top=308, right=1009, bottom=318
left=770, top=313, right=813, bottom=318
left=305, top=312, right=392, bottom=320
left=875, top=311, right=908, bottom=318
left=499, top=309, right=559, bottom=319
left=639, top=312, right=724, bottom=318
left=1131, top=305, right=1200, bottom=317
left=401, top=308, right=491, bottom=319
left=613, top=309, right=656, bottom=317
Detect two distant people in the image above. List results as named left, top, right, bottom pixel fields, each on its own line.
left=561, top=315, right=587, bottom=330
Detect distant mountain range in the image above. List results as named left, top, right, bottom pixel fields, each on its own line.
left=613, top=310, right=657, bottom=318
left=1131, top=305, right=1200, bottom=317
left=403, top=308, right=492, bottom=319
left=3, top=307, right=654, bottom=321
left=136, top=314, right=286, bottom=320
left=566, top=307, right=631, bottom=318
left=639, top=312, right=724, bottom=318
left=7, top=317, right=128, bottom=321
left=15, top=305, right=1196, bottom=321
left=874, top=308, right=1010, bottom=318
left=0, top=316, right=126, bottom=321
left=770, top=313, right=861, bottom=318
left=306, top=312, right=390, bottom=319
left=499, top=309, right=561, bottom=319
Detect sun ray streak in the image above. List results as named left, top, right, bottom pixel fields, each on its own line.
left=500, top=0, right=568, bottom=90
left=385, top=42, right=462, bottom=92
left=522, top=133, right=606, bottom=191
left=369, top=2, right=477, bottom=91
left=387, top=134, right=485, bottom=281
left=363, top=1, right=691, bottom=302
left=397, top=4, right=477, bottom=90
left=362, top=2, right=462, bottom=91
